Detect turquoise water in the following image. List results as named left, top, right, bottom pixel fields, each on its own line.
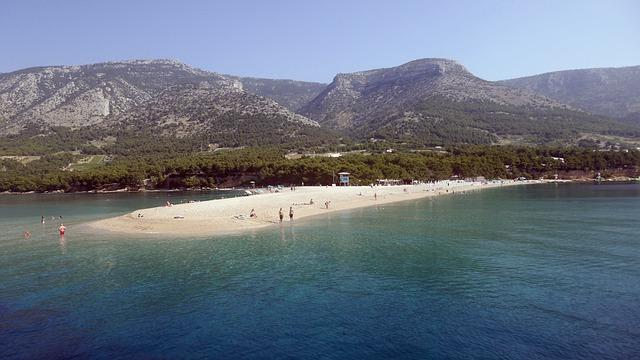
left=1, top=184, right=639, bottom=359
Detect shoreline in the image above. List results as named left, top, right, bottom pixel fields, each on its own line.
left=89, top=180, right=547, bottom=237
left=0, top=188, right=238, bottom=195
left=2, top=178, right=637, bottom=196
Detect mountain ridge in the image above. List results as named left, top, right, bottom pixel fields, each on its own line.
left=0, top=59, right=239, bottom=133
left=1, top=58, right=639, bottom=148
left=298, top=58, right=619, bottom=145
left=228, top=76, right=326, bottom=112
left=499, top=65, right=640, bottom=124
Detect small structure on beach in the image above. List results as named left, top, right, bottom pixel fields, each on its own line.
left=338, top=172, right=350, bottom=186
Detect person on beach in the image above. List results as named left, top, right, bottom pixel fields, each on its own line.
left=325, top=201, right=331, bottom=209
left=374, top=193, right=377, bottom=200
left=309, top=199, right=314, bottom=205
left=58, top=224, right=66, bottom=236
left=279, top=208, right=284, bottom=222
left=250, top=208, right=257, bottom=218
left=289, top=207, right=294, bottom=221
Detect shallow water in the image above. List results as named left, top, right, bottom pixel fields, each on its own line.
left=1, top=184, right=639, bottom=359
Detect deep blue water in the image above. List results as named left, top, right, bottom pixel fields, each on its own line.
left=1, top=184, right=639, bottom=359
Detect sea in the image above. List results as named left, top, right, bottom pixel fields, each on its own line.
left=1, top=183, right=639, bottom=359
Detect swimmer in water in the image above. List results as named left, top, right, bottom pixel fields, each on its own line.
left=23, top=231, right=31, bottom=239
left=58, top=224, right=66, bottom=236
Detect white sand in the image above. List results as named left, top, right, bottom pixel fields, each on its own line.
left=90, top=180, right=543, bottom=236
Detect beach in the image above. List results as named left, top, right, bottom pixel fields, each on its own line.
left=89, top=180, right=543, bottom=236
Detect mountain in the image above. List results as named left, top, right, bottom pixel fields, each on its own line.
left=231, top=77, right=326, bottom=112
left=299, top=59, right=640, bottom=144
left=499, top=65, right=640, bottom=124
left=108, top=83, right=325, bottom=146
left=0, top=60, right=327, bottom=146
left=1, top=58, right=639, bottom=149
left=0, top=59, right=238, bottom=133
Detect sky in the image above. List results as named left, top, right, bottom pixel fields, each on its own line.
left=1, top=0, right=638, bottom=82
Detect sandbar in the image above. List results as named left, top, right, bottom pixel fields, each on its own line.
left=89, top=180, right=544, bottom=236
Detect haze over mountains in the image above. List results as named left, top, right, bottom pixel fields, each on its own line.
left=499, top=65, right=640, bottom=125
left=1, top=58, right=639, bottom=148
left=227, top=76, right=326, bottom=112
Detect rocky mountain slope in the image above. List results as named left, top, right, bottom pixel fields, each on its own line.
left=499, top=65, right=640, bottom=124
left=108, top=83, right=324, bottom=146
left=0, top=60, right=240, bottom=133
left=1, top=58, right=639, bottom=148
left=299, top=59, right=639, bottom=144
left=0, top=60, right=327, bottom=145
left=231, top=77, right=326, bottom=112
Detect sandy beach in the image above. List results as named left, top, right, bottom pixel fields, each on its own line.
left=90, top=180, right=543, bottom=236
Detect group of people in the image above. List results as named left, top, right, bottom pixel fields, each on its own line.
left=25, top=215, right=67, bottom=238
left=278, top=206, right=293, bottom=222
left=278, top=207, right=294, bottom=222
left=263, top=197, right=334, bottom=223
left=246, top=207, right=296, bottom=222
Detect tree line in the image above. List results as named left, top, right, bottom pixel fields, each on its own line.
left=1, top=146, right=638, bottom=192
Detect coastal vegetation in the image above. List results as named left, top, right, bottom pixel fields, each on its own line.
left=1, top=145, right=638, bottom=193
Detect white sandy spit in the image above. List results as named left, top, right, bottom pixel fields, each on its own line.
left=89, top=180, right=544, bottom=237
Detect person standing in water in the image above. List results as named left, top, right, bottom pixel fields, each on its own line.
left=279, top=208, right=284, bottom=222
left=289, top=207, right=294, bottom=221
left=41, top=216, right=45, bottom=224
left=58, top=224, right=66, bottom=236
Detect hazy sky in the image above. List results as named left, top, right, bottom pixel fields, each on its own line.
left=1, top=0, right=638, bottom=82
